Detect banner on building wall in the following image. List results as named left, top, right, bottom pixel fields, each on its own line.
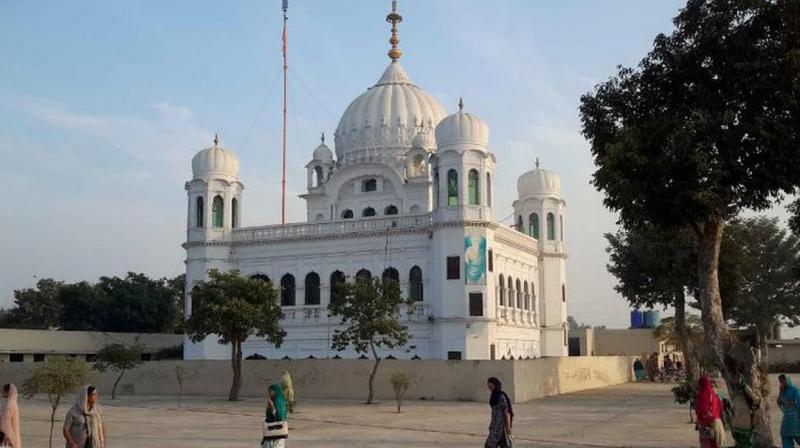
left=464, top=232, right=487, bottom=285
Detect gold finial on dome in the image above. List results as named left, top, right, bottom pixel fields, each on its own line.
left=213, top=133, right=219, bottom=147
left=458, top=97, right=464, bottom=111
left=386, top=0, right=403, bottom=62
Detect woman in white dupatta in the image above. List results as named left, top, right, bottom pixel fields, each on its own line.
left=63, top=386, right=105, bottom=448
left=0, top=383, right=21, bottom=448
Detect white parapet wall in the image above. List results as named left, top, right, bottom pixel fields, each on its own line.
left=0, top=357, right=633, bottom=403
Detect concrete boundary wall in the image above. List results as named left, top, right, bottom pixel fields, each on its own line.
left=0, top=356, right=633, bottom=403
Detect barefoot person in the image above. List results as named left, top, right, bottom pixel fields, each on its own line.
left=484, top=377, right=514, bottom=448
left=0, top=383, right=21, bottom=448
left=63, top=385, right=105, bottom=448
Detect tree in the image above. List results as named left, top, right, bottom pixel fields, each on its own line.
left=580, top=1, right=799, bottom=445
left=390, top=372, right=410, bottom=413
left=22, top=357, right=90, bottom=448
left=725, top=217, right=800, bottom=358
left=96, top=273, right=180, bottom=333
left=185, top=269, right=285, bottom=401
left=58, top=281, right=106, bottom=331
left=93, top=342, right=144, bottom=400
left=606, top=227, right=700, bottom=382
left=10, top=278, right=63, bottom=329
left=328, top=275, right=412, bottom=404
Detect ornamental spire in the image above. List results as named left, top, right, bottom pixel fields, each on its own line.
left=320, top=132, right=325, bottom=144
left=386, top=0, right=403, bottom=62
left=213, top=133, right=219, bottom=147
left=535, top=157, right=540, bottom=169
left=458, top=97, right=464, bottom=111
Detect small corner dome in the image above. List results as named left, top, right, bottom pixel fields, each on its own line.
left=434, top=109, right=489, bottom=150
left=517, top=167, right=561, bottom=197
left=411, top=129, right=436, bottom=150
left=312, top=140, right=333, bottom=164
left=191, top=144, right=240, bottom=179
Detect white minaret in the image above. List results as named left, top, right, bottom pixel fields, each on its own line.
left=429, top=99, right=496, bottom=359
left=303, top=133, right=335, bottom=221
left=185, top=134, right=243, bottom=314
left=514, top=159, right=567, bottom=356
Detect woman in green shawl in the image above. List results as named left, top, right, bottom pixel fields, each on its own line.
left=263, top=384, right=288, bottom=448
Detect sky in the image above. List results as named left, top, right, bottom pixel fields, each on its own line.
left=1, top=0, right=792, bottom=328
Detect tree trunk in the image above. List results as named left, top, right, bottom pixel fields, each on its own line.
left=112, top=369, right=125, bottom=400
left=229, top=340, right=243, bottom=401
left=673, top=290, right=698, bottom=384
left=367, top=342, right=381, bottom=404
left=397, top=396, right=402, bottom=413
left=49, top=404, right=57, bottom=448
left=695, top=219, right=773, bottom=447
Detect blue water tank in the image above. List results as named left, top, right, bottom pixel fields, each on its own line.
left=643, top=310, right=661, bottom=328
left=630, top=309, right=644, bottom=329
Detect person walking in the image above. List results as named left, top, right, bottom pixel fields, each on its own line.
left=0, top=383, right=21, bottom=448
left=779, top=374, right=800, bottom=448
left=261, top=384, right=288, bottom=448
left=695, top=376, right=723, bottom=448
left=63, top=385, right=105, bottom=448
left=633, top=358, right=645, bottom=382
left=484, top=377, right=514, bottom=448
left=730, top=374, right=758, bottom=448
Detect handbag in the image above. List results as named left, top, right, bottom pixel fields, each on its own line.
left=262, top=420, right=288, bottom=440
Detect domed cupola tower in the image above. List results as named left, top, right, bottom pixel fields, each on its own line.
left=514, top=158, right=567, bottom=356
left=303, top=133, right=336, bottom=221
left=184, top=135, right=243, bottom=318
left=431, top=98, right=495, bottom=221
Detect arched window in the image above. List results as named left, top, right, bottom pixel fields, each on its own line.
left=433, top=168, right=440, bottom=208
left=384, top=205, right=398, bottom=215
left=412, top=154, right=425, bottom=177
left=280, top=274, right=296, bottom=306
left=486, top=172, right=492, bottom=207
left=195, top=197, right=204, bottom=228
left=516, top=279, right=522, bottom=308
left=516, top=216, right=524, bottom=232
left=251, top=274, right=271, bottom=284
left=330, top=270, right=346, bottom=305
left=382, top=267, right=399, bottom=287
left=305, top=272, right=320, bottom=305
left=468, top=169, right=480, bottom=205
left=523, top=282, right=530, bottom=310
left=356, top=269, right=372, bottom=281
left=409, top=204, right=421, bottom=214
left=362, top=178, right=377, bottom=192
left=232, top=198, right=239, bottom=228
left=547, top=213, right=556, bottom=240
left=212, top=195, right=224, bottom=227
left=560, top=215, right=564, bottom=241
left=314, top=166, right=324, bottom=187
left=447, top=169, right=458, bottom=206
left=498, top=274, right=505, bottom=306
left=531, top=280, right=537, bottom=312
left=341, top=209, right=353, bottom=219
left=528, top=213, right=539, bottom=239
left=362, top=207, right=376, bottom=217
left=409, top=266, right=423, bottom=301
left=315, top=213, right=325, bottom=222
left=507, top=276, right=514, bottom=308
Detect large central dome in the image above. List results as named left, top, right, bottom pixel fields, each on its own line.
left=334, top=62, right=447, bottom=162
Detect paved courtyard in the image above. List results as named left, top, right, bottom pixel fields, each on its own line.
left=15, top=382, right=784, bottom=447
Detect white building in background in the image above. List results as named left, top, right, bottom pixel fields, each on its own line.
left=183, top=4, right=568, bottom=361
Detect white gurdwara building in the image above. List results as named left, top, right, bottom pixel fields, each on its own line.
left=184, top=5, right=568, bottom=360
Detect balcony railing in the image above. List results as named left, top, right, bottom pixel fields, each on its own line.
left=234, top=214, right=433, bottom=243
left=279, top=303, right=430, bottom=325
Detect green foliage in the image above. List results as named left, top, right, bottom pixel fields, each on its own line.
left=390, top=372, right=410, bottom=413
left=22, top=357, right=91, bottom=448
left=724, top=217, right=800, bottom=341
left=8, top=278, right=63, bottom=329
left=328, top=275, right=412, bottom=404
left=185, top=269, right=285, bottom=401
left=2, top=273, right=183, bottom=333
left=328, top=276, right=412, bottom=355
left=580, top=0, right=800, bottom=230
left=94, top=342, right=144, bottom=400
left=654, top=315, right=704, bottom=347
